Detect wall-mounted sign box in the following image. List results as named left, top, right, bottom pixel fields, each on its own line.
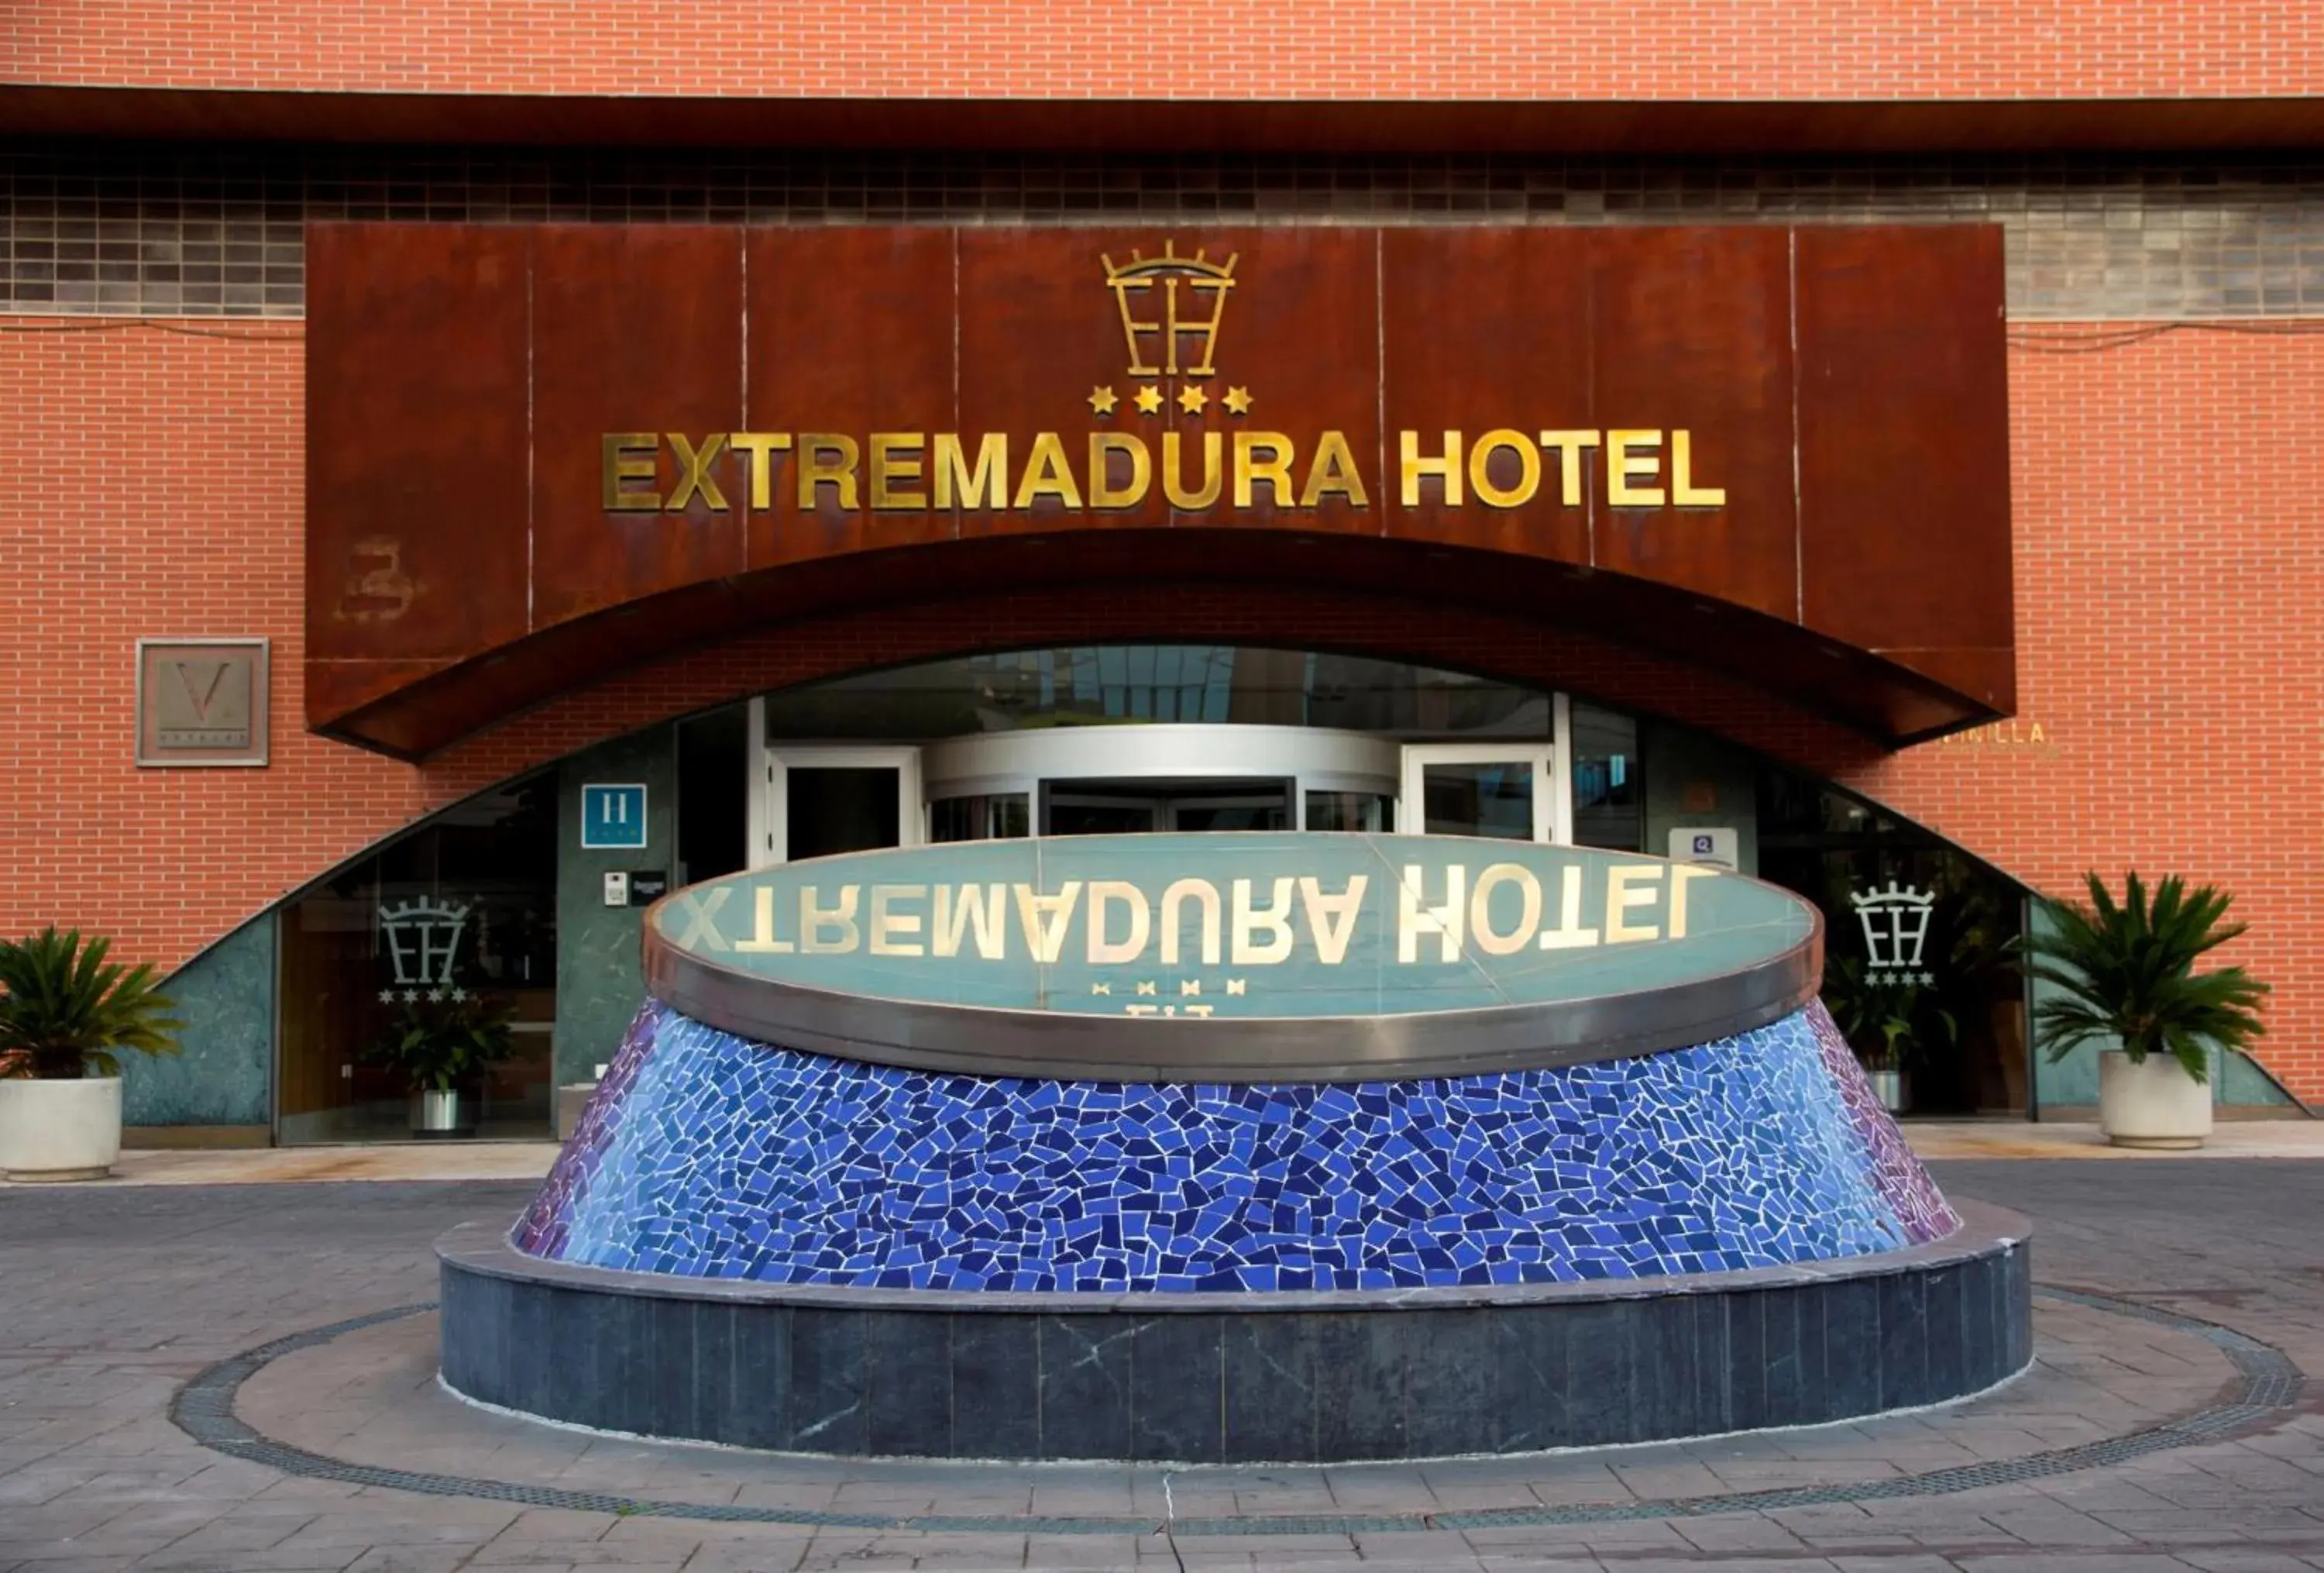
left=1669, top=826, right=1740, bottom=870
left=136, top=638, right=269, bottom=768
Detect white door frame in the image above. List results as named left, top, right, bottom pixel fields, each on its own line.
left=1398, top=699, right=1573, bottom=844
left=753, top=735, right=924, bottom=868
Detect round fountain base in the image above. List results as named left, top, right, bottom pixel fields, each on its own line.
left=437, top=1205, right=2031, bottom=1464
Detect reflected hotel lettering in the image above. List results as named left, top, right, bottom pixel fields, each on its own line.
left=672, top=858, right=1720, bottom=965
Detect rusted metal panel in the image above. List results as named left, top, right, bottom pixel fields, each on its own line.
left=1380, top=226, right=1593, bottom=564
left=1587, top=225, right=1799, bottom=621
left=304, top=222, right=531, bottom=722
left=303, top=221, right=2016, bottom=756
left=1794, top=225, right=2016, bottom=711
left=748, top=226, right=958, bottom=566
left=531, top=224, right=744, bottom=626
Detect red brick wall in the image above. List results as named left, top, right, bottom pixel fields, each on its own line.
left=1853, top=325, right=2324, bottom=1094
left=7, top=2, right=2322, bottom=100
left=3, top=316, right=2318, bottom=1092
left=0, top=319, right=426, bottom=965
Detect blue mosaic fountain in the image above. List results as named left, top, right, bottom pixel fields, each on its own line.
left=442, top=835, right=2030, bottom=1461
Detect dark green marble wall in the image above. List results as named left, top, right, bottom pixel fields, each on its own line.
left=555, top=728, right=679, bottom=1089
left=1642, top=720, right=1760, bottom=877
left=125, top=913, right=274, bottom=1127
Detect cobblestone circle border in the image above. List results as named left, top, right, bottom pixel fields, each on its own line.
left=167, top=1288, right=2305, bottom=1536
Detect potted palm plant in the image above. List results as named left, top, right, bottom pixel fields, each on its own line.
left=0, top=928, right=180, bottom=1180
left=362, top=993, right=516, bottom=1135
left=2021, top=873, right=2268, bottom=1149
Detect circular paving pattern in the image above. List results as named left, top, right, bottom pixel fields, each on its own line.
left=167, top=1284, right=2305, bottom=1535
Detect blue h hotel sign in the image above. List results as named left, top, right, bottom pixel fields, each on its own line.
left=580, top=783, right=648, bottom=850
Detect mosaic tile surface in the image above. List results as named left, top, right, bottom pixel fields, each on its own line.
left=1810, top=1004, right=1960, bottom=1242
left=516, top=1000, right=1957, bottom=1292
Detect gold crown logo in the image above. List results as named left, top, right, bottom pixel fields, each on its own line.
left=1101, top=241, right=1239, bottom=378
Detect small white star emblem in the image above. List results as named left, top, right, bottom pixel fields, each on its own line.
left=376, top=989, right=395, bottom=1005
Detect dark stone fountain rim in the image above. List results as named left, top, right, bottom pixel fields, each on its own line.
left=443, top=1200, right=2023, bottom=1317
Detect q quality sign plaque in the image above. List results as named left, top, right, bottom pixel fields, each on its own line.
left=644, top=834, right=1821, bottom=1083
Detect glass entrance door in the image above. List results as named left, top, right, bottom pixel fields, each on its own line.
left=1399, top=742, right=1568, bottom=842
left=761, top=747, right=923, bottom=866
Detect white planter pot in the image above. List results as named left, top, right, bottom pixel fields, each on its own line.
left=0, top=1076, right=122, bottom=1181
left=2099, top=1049, right=2213, bottom=1150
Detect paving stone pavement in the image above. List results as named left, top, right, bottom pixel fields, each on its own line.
left=2, top=1160, right=2322, bottom=1570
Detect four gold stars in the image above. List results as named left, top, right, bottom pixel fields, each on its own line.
left=1106, top=384, right=1253, bottom=417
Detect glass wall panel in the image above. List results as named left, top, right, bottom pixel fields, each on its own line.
left=1422, top=761, right=1536, bottom=840
left=1569, top=704, right=1643, bottom=852
left=1046, top=796, right=1160, bottom=835
left=1757, top=767, right=2027, bottom=1116
left=930, top=793, right=1031, bottom=843
left=277, top=773, right=558, bottom=1143
left=1305, top=790, right=1389, bottom=832
left=1170, top=791, right=1290, bottom=831
left=676, top=706, right=748, bottom=883
left=761, top=646, right=1548, bottom=742
left=785, top=767, right=902, bottom=860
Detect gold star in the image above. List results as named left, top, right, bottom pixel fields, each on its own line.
left=1133, top=384, right=1164, bottom=415
left=1088, top=385, right=1118, bottom=416
left=1177, top=384, right=1209, bottom=415
left=1222, top=386, right=1253, bottom=415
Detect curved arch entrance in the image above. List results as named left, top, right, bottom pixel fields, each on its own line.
left=704, top=643, right=2030, bottom=1117
left=277, top=638, right=2040, bottom=1144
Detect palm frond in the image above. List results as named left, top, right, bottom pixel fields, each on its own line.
left=2016, top=871, right=2268, bottom=1085
left=0, top=928, right=181, bottom=1079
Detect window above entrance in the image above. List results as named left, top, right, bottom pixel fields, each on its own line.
left=758, top=646, right=1549, bottom=742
